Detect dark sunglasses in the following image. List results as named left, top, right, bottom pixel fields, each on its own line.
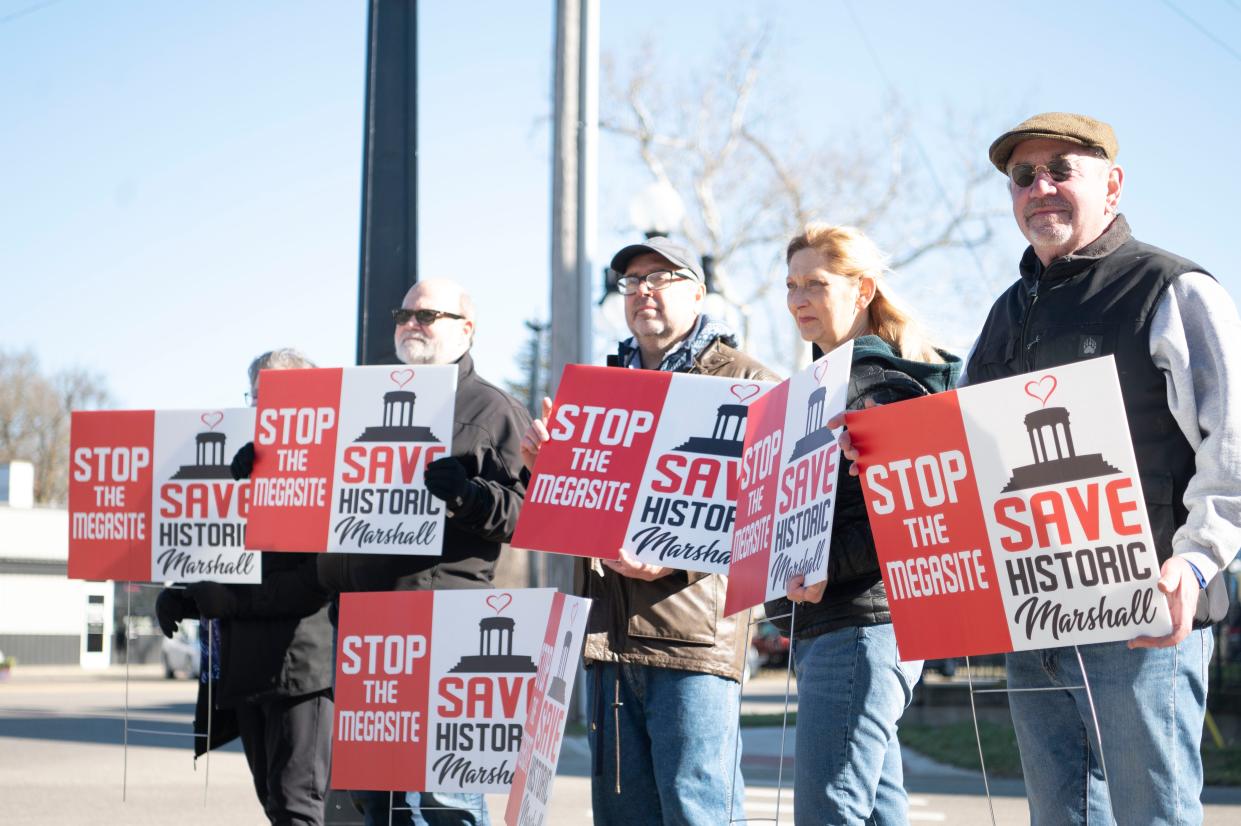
left=1007, top=157, right=1076, bottom=188
left=391, top=308, right=465, bottom=326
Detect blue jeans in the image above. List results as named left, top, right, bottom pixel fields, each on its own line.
left=791, top=624, right=922, bottom=826
left=587, top=661, right=745, bottom=826
left=1007, top=630, right=1213, bottom=825
left=404, top=792, right=490, bottom=826
left=349, top=790, right=490, bottom=826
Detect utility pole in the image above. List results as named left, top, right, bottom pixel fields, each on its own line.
left=356, top=0, right=418, bottom=366
left=546, top=0, right=598, bottom=598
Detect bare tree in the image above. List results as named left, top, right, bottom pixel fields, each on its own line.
left=0, top=349, right=113, bottom=504
left=600, top=26, right=1008, bottom=366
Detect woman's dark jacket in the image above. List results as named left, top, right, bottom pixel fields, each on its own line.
left=765, top=335, right=961, bottom=640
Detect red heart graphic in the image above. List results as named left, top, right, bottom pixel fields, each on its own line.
left=390, top=369, right=415, bottom=389
left=1024, top=375, right=1058, bottom=407
left=200, top=411, right=224, bottom=431
left=813, top=359, right=829, bottom=384
left=486, top=593, right=513, bottom=615
left=730, top=384, right=760, bottom=403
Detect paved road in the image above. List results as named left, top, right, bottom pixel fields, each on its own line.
left=2, top=666, right=1238, bottom=825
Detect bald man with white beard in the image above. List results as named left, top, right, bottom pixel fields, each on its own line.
left=329, top=279, right=532, bottom=826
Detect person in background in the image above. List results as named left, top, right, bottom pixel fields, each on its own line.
left=157, top=347, right=335, bottom=826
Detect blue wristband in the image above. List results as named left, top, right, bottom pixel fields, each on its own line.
left=1186, top=560, right=1207, bottom=590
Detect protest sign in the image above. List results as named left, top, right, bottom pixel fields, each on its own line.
left=330, top=588, right=557, bottom=793
left=848, top=356, right=1172, bottom=660
left=504, top=592, right=590, bottom=826
left=245, top=365, right=456, bottom=554
left=724, top=343, right=852, bottom=615
left=68, top=408, right=259, bottom=583
left=512, top=365, right=774, bottom=572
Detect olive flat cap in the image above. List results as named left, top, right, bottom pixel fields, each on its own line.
left=988, top=112, right=1118, bottom=173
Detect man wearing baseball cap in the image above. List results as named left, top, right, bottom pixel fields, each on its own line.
left=966, top=112, right=1241, bottom=823
left=521, top=236, right=779, bottom=825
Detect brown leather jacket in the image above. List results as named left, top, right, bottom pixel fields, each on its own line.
left=580, top=337, right=780, bottom=682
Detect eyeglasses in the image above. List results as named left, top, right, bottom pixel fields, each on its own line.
left=1007, top=157, right=1077, bottom=188
left=391, top=308, right=466, bottom=326
left=615, top=269, right=694, bottom=295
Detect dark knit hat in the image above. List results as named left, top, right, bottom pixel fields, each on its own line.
left=989, top=112, right=1118, bottom=173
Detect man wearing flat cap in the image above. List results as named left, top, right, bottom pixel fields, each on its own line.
left=965, top=112, right=1241, bottom=824
left=521, top=237, right=779, bottom=825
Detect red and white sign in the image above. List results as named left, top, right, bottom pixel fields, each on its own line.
left=331, top=588, right=557, bottom=793
left=245, top=365, right=456, bottom=554
left=68, top=409, right=259, bottom=583
left=725, top=343, right=852, bottom=615
left=504, top=592, right=590, bottom=826
left=512, top=365, right=774, bottom=573
left=849, top=356, right=1172, bottom=660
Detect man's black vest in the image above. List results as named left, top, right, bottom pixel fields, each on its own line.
left=967, top=216, right=1209, bottom=565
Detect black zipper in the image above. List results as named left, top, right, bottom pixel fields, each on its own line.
left=1019, top=277, right=1041, bottom=372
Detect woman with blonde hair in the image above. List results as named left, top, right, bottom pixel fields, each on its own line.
left=767, top=223, right=960, bottom=825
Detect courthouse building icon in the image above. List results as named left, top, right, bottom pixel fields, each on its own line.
left=171, top=428, right=233, bottom=480
left=1002, top=405, right=1120, bottom=492
left=788, top=386, right=837, bottom=462
left=355, top=388, right=441, bottom=443
left=673, top=402, right=751, bottom=458
left=449, top=615, right=538, bottom=674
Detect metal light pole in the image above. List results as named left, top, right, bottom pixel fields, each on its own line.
left=356, top=0, right=418, bottom=366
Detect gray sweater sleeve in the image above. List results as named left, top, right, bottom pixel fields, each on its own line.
left=1149, top=272, right=1241, bottom=589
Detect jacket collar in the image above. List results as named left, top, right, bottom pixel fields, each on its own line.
left=1019, top=213, right=1132, bottom=286
left=454, top=350, right=475, bottom=382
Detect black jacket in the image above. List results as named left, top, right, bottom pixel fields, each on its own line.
left=766, top=335, right=961, bottom=640
left=964, top=215, right=1204, bottom=565
left=192, top=550, right=334, bottom=758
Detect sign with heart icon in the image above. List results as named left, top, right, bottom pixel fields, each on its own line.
left=730, top=383, right=762, bottom=403
left=68, top=407, right=260, bottom=583
left=331, top=588, right=572, bottom=796
left=845, top=355, right=1169, bottom=660
left=512, top=366, right=776, bottom=574
left=245, top=364, right=458, bottom=555
left=725, top=341, right=853, bottom=616
left=1024, top=375, right=1057, bottom=407
left=486, top=593, right=513, bottom=614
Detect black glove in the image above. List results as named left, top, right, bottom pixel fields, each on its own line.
left=230, top=442, right=256, bottom=481
left=155, top=588, right=197, bottom=639
left=186, top=581, right=241, bottom=620
left=424, top=457, right=480, bottom=512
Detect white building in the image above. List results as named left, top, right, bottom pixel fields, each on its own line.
left=0, top=461, right=113, bottom=666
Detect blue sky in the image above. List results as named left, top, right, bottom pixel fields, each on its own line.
left=3, top=0, right=1239, bottom=410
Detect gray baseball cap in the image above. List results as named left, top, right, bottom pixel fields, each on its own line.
left=609, top=236, right=705, bottom=282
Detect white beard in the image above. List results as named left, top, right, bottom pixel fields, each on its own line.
left=395, top=334, right=466, bottom=366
